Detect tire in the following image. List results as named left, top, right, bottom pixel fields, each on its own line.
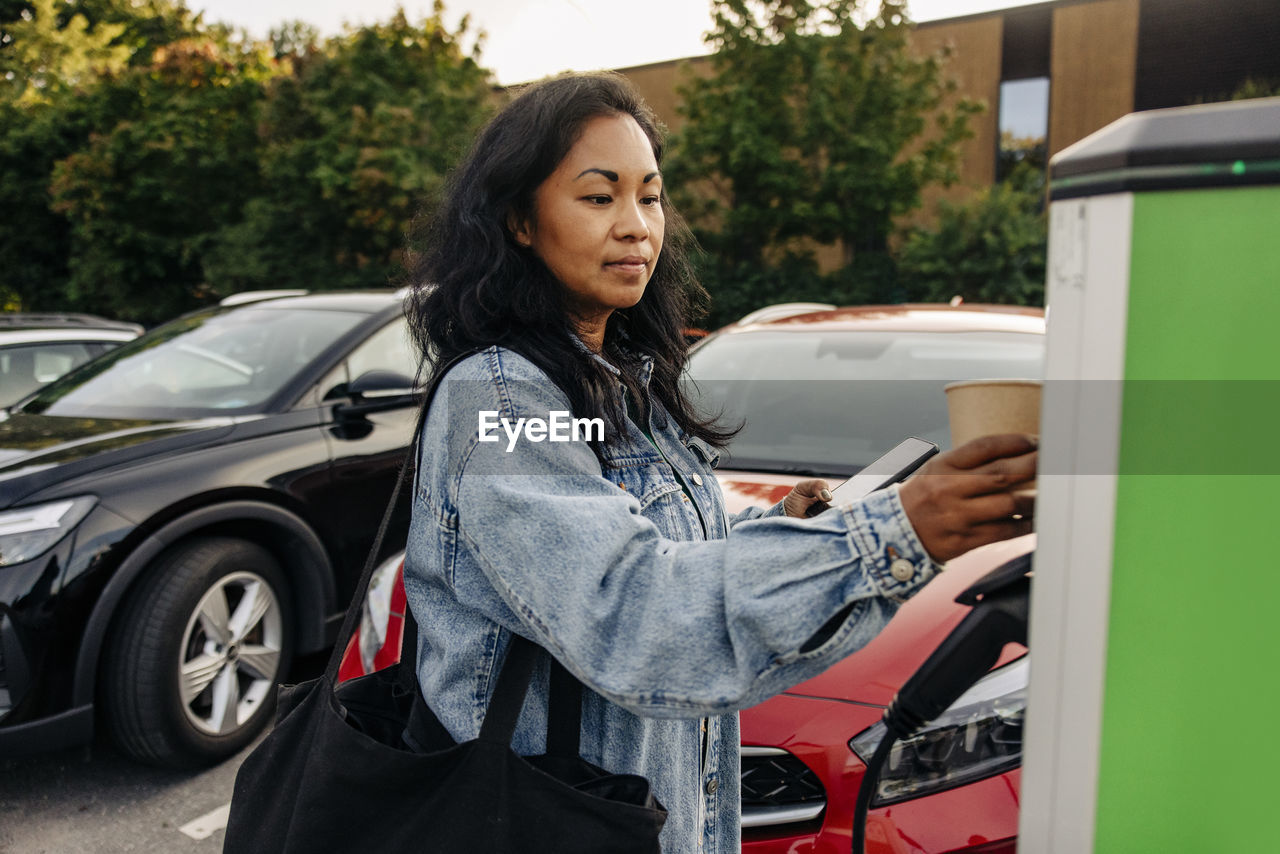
left=103, top=536, right=295, bottom=768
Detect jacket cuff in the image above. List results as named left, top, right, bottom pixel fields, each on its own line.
left=839, top=484, right=941, bottom=601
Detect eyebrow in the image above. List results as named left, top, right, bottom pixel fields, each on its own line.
left=574, top=168, right=662, bottom=184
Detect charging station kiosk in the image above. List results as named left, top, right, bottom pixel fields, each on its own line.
left=1019, top=97, right=1280, bottom=852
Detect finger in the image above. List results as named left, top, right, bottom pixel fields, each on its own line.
left=950, top=491, right=1029, bottom=525
left=917, top=513, right=1035, bottom=563
left=802, top=501, right=831, bottom=518
left=966, top=451, right=1038, bottom=495
left=784, top=480, right=832, bottom=518
left=899, top=458, right=1033, bottom=502
left=934, top=516, right=1035, bottom=560
left=944, top=434, right=1039, bottom=471
left=792, top=479, right=833, bottom=502
left=966, top=515, right=1036, bottom=546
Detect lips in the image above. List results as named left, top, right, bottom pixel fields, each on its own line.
left=604, top=256, right=649, bottom=274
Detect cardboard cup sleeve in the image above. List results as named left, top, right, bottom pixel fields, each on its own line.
left=944, top=379, right=1041, bottom=492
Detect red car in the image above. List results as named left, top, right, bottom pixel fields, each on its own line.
left=340, top=304, right=1043, bottom=853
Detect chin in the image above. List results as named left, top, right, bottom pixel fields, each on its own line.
left=606, top=283, right=649, bottom=312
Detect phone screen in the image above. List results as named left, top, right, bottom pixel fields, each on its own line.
left=807, top=437, right=939, bottom=515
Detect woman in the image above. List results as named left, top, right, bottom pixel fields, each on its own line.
left=402, top=73, right=1035, bottom=853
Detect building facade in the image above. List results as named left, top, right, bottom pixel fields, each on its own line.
left=618, top=0, right=1279, bottom=211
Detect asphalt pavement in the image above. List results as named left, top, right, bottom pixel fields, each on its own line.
left=0, top=651, right=328, bottom=853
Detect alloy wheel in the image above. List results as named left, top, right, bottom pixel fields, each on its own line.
left=177, top=571, right=284, bottom=736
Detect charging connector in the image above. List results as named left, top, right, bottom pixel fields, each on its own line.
left=851, top=551, right=1033, bottom=852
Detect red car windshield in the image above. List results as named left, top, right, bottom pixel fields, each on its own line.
left=684, top=329, right=1044, bottom=476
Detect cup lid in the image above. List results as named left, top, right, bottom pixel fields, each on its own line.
left=944, top=378, right=1043, bottom=392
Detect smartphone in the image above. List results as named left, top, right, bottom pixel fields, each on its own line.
left=805, top=437, right=939, bottom=516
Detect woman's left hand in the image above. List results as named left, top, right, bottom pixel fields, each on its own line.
left=783, top=479, right=833, bottom=518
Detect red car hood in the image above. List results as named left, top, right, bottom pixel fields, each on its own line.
left=718, top=470, right=1034, bottom=707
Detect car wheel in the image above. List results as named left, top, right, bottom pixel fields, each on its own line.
left=103, top=536, right=294, bottom=767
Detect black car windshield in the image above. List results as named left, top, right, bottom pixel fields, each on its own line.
left=684, top=329, right=1044, bottom=476
left=20, top=306, right=368, bottom=419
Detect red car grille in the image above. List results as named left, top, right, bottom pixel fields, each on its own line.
left=740, top=748, right=826, bottom=830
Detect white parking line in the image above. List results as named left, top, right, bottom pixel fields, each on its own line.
left=179, top=803, right=231, bottom=840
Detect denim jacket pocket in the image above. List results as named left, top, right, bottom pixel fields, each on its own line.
left=603, top=456, right=683, bottom=511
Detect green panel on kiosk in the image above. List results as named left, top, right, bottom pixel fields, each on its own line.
left=1094, top=185, right=1280, bottom=852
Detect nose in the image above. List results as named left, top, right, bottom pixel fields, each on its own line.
left=613, top=199, right=650, bottom=241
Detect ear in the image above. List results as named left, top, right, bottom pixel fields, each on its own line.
left=506, top=209, right=533, bottom=248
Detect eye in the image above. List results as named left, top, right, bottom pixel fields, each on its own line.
left=582, top=195, right=612, bottom=205
left=641, top=195, right=662, bottom=207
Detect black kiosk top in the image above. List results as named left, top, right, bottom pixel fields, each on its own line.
left=1049, top=97, right=1280, bottom=201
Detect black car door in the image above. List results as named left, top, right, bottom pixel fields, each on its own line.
left=310, top=317, right=422, bottom=606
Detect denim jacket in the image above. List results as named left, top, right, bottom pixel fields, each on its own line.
left=404, top=346, right=940, bottom=853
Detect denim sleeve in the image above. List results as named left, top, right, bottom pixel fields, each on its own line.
left=728, top=500, right=785, bottom=526
left=449, top=355, right=939, bottom=718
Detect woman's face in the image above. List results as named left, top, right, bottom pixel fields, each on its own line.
left=513, top=113, right=665, bottom=343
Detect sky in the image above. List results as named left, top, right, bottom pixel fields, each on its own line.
left=191, top=0, right=1036, bottom=85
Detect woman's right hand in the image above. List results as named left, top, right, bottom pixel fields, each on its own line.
left=897, top=434, right=1038, bottom=563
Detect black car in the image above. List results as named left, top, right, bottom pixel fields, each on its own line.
left=0, top=291, right=422, bottom=767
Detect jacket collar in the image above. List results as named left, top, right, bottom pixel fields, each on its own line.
left=570, top=334, right=655, bottom=389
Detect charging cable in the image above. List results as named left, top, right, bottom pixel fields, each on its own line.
left=851, top=552, right=1033, bottom=853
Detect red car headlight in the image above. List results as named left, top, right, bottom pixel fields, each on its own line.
left=358, top=554, right=402, bottom=673
left=849, top=656, right=1027, bottom=805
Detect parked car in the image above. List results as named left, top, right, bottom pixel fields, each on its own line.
left=0, top=291, right=423, bottom=767
left=340, top=303, right=1044, bottom=852
left=0, top=313, right=143, bottom=408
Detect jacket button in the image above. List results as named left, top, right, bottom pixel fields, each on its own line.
left=889, top=558, right=916, bottom=582
left=691, top=474, right=703, bottom=486
left=705, top=778, right=718, bottom=794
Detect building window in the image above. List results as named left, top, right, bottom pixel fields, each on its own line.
left=997, top=77, right=1049, bottom=185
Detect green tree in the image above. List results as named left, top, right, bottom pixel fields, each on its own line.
left=1227, top=77, right=1280, bottom=100
left=201, top=5, right=495, bottom=296
left=46, top=36, right=277, bottom=323
left=896, top=161, right=1046, bottom=306
left=0, top=0, right=212, bottom=316
left=0, top=0, right=129, bottom=104
left=1, top=0, right=492, bottom=322
left=996, top=129, right=1046, bottom=184
left=667, top=0, right=979, bottom=325
left=0, top=95, right=78, bottom=311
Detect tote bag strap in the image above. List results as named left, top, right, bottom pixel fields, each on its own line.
left=546, top=654, right=583, bottom=757
left=325, top=344, right=587, bottom=753
left=475, top=633, right=584, bottom=756
left=323, top=349, right=481, bottom=680
left=477, top=634, right=540, bottom=743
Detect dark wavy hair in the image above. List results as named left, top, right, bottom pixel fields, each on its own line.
left=405, top=72, right=735, bottom=458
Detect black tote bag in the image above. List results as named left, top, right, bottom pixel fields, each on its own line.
left=223, top=353, right=667, bottom=853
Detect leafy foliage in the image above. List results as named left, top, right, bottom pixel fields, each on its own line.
left=0, top=0, right=493, bottom=324
left=896, top=161, right=1046, bottom=306
left=202, top=8, right=494, bottom=297
left=0, top=0, right=129, bottom=105
left=0, top=96, right=86, bottom=312
left=47, top=38, right=274, bottom=322
left=667, top=0, right=979, bottom=326
left=996, top=130, right=1046, bottom=184
left=1228, top=77, right=1280, bottom=100
left=0, top=0, right=210, bottom=315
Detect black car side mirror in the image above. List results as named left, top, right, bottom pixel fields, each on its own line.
left=334, top=370, right=421, bottom=417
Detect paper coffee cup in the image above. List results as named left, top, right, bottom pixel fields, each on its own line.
left=945, top=380, right=1041, bottom=495
left=944, top=379, right=1042, bottom=447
